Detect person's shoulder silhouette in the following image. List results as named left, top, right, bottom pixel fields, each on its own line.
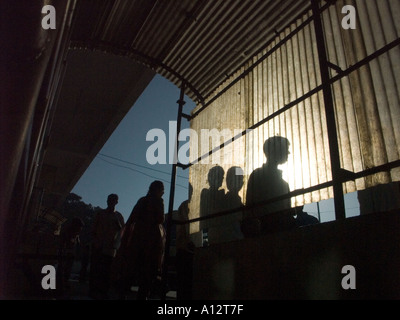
left=200, top=166, right=225, bottom=244
left=294, top=205, right=320, bottom=227
left=200, top=166, right=225, bottom=221
left=246, top=136, right=291, bottom=216
left=225, top=166, right=244, bottom=209
left=244, top=136, right=294, bottom=236
left=219, top=166, right=244, bottom=242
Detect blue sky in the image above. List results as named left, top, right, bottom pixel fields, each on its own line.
left=72, top=74, right=360, bottom=223
left=72, top=75, right=193, bottom=221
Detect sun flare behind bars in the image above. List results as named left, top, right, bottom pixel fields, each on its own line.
left=187, top=0, right=400, bottom=237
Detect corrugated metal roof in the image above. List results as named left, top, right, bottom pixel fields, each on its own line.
left=69, top=0, right=311, bottom=105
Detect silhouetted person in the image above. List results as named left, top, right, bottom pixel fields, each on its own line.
left=210, top=166, right=245, bottom=244
left=118, top=181, right=166, bottom=300
left=78, top=221, right=92, bottom=283
left=200, top=166, right=225, bottom=245
left=294, top=205, right=320, bottom=227
left=57, top=217, right=84, bottom=297
left=78, top=241, right=90, bottom=283
left=176, top=183, right=195, bottom=300
left=89, top=194, right=125, bottom=300
left=245, top=136, right=295, bottom=235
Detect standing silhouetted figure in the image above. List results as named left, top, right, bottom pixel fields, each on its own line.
left=89, top=194, right=125, bottom=299
left=210, top=166, right=245, bottom=244
left=245, top=136, right=295, bottom=235
left=57, top=217, right=84, bottom=297
left=200, top=166, right=225, bottom=245
left=176, top=183, right=195, bottom=300
left=118, top=181, right=166, bottom=300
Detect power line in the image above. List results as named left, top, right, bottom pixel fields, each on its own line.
left=98, top=153, right=188, bottom=179
left=97, top=156, right=188, bottom=190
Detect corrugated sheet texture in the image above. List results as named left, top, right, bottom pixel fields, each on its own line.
left=323, top=0, right=400, bottom=186
left=69, top=0, right=310, bottom=103
left=66, top=0, right=399, bottom=233
left=188, top=0, right=400, bottom=232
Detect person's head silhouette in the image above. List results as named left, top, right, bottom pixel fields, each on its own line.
left=148, top=180, right=164, bottom=198
left=263, top=136, right=290, bottom=166
left=226, top=166, right=244, bottom=194
left=207, top=165, right=225, bottom=189
left=107, top=194, right=119, bottom=210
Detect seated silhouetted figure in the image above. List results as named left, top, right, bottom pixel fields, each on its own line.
left=244, top=136, right=295, bottom=236
left=294, top=205, right=320, bottom=227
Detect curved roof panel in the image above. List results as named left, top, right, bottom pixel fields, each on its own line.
left=69, top=0, right=310, bottom=104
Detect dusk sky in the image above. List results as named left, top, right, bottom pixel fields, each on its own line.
left=72, top=74, right=360, bottom=223
left=72, top=75, right=193, bottom=221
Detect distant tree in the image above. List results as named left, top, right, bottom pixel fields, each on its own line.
left=61, top=193, right=100, bottom=247
left=65, top=193, right=82, bottom=203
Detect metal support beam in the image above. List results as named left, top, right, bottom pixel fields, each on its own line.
left=182, top=37, right=400, bottom=170
left=0, top=0, right=71, bottom=298
left=327, top=61, right=343, bottom=74
left=181, top=113, right=191, bottom=120
left=175, top=159, right=400, bottom=227
left=69, top=41, right=205, bottom=106
left=311, top=0, right=346, bottom=220
left=162, top=82, right=186, bottom=300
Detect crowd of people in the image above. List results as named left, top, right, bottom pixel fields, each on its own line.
left=57, top=181, right=167, bottom=300
left=58, top=137, right=320, bottom=300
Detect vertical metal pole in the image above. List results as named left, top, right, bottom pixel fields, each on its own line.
left=317, top=201, right=321, bottom=222
left=311, top=0, right=346, bottom=220
left=162, top=83, right=185, bottom=300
